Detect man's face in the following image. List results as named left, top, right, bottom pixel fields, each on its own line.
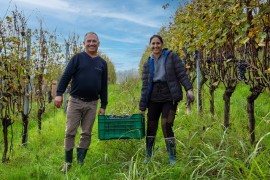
left=84, top=34, right=99, bottom=54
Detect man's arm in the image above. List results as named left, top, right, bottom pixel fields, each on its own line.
left=100, top=60, right=108, bottom=110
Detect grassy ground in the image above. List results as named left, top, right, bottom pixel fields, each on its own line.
left=0, top=80, right=270, bottom=179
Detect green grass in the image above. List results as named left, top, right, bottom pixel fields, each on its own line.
left=0, top=79, right=270, bottom=179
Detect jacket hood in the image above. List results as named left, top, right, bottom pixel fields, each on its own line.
left=162, top=48, right=171, bottom=63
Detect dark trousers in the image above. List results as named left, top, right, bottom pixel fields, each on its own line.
left=146, top=101, right=178, bottom=138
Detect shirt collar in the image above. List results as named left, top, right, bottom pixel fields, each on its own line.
left=150, top=53, right=162, bottom=60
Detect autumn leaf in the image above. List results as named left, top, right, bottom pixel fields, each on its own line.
left=240, top=37, right=250, bottom=45
left=265, top=68, right=270, bottom=74
left=258, top=42, right=265, bottom=47
left=212, top=81, right=219, bottom=87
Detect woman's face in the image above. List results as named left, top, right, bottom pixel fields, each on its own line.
left=149, top=37, right=163, bottom=56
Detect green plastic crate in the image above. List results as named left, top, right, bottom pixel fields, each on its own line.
left=98, top=114, right=145, bottom=140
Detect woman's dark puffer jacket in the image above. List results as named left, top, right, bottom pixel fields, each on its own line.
left=139, top=49, right=193, bottom=111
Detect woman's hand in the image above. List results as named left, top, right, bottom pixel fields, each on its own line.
left=186, top=89, right=194, bottom=103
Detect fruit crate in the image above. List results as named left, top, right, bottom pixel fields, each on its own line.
left=98, top=114, right=145, bottom=140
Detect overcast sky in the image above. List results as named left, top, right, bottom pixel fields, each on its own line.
left=0, top=0, right=186, bottom=71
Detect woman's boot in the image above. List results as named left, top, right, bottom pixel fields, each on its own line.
left=165, top=137, right=176, bottom=166
left=144, top=136, right=155, bottom=163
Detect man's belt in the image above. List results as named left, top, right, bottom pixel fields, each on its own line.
left=72, top=95, right=97, bottom=102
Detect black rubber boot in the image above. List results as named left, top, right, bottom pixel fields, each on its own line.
left=77, top=148, right=88, bottom=166
left=144, top=136, right=155, bottom=164
left=165, top=137, right=176, bottom=166
left=60, top=149, right=73, bottom=173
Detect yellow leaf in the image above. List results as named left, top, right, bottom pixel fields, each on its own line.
left=3, top=96, right=8, bottom=102
left=21, top=47, right=26, bottom=52
left=248, top=31, right=255, bottom=38
left=32, top=49, right=36, bottom=55
left=6, top=16, right=12, bottom=22
left=258, top=42, right=265, bottom=47
left=179, top=51, right=185, bottom=57
left=234, top=21, right=240, bottom=26
left=265, top=68, right=270, bottom=74
left=186, top=65, right=191, bottom=69
left=212, top=81, right=219, bottom=87
left=240, top=37, right=250, bottom=44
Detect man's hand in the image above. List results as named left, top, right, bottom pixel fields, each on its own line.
left=99, top=108, right=105, bottom=115
left=54, top=96, right=63, bottom=108
left=186, top=89, right=194, bottom=103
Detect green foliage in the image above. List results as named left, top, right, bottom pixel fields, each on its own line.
left=0, top=82, right=270, bottom=179
left=1, top=1, right=270, bottom=178
left=151, top=0, right=270, bottom=90
left=0, top=8, right=117, bottom=164
left=99, top=51, right=117, bottom=84
left=138, top=46, right=151, bottom=78
left=106, top=77, right=141, bottom=115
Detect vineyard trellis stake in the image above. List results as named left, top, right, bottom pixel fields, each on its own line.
left=196, top=50, right=202, bottom=113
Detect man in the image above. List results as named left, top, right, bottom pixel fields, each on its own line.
left=54, top=32, right=108, bottom=173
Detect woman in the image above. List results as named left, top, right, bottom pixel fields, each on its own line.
left=139, top=35, right=194, bottom=166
